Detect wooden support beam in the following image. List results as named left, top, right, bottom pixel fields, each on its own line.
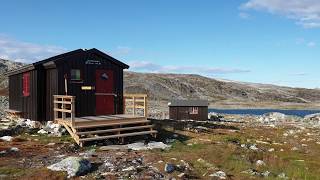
left=79, top=130, right=158, bottom=142
left=76, top=125, right=154, bottom=135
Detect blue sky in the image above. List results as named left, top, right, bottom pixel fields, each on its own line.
left=1, top=0, right=320, bottom=88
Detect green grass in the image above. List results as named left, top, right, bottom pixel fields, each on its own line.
left=0, top=167, right=27, bottom=177
left=151, top=126, right=320, bottom=179
left=18, top=133, right=73, bottom=144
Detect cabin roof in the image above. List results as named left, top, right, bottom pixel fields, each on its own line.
left=6, top=48, right=129, bottom=76
left=168, top=99, right=209, bottom=107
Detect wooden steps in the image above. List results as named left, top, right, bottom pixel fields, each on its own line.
left=79, top=130, right=157, bottom=142
left=54, top=94, right=156, bottom=146
left=75, top=119, right=151, bottom=129
left=76, top=125, right=154, bottom=135
left=57, top=115, right=157, bottom=146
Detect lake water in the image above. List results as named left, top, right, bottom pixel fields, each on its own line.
left=209, top=109, right=320, bottom=117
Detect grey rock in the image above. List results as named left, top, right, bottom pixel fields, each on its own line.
left=164, top=163, right=175, bottom=173
left=209, top=171, right=226, bottom=179
left=47, top=156, right=92, bottom=177
left=278, top=172, right=288, bottom=179
left=99, top=145, right=129, bottom=151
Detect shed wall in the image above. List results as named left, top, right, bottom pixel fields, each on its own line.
left=169, top=106, right=208, bottom=121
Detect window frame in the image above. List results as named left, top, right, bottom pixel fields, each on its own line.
left=70, top=69, right=82, bottom=81
left=189, top=107, right=199, bottom=115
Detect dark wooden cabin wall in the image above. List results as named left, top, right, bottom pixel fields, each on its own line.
left=45, top=68, right=58, bottom=121
left=55, top=51, right=124, bottom=118
left=9, top=50, right=126, bottom=122
left=9, top=70, right=38, bottom=121
left=37, top=67, right=46, bottom=121
left=169, top=106, right=208, bottom=121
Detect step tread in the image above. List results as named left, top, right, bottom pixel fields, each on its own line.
left=79, top=130, right=157, bottom=142
left=75, top=120, right=151, bottom=129
left=76, top=125, right=154, bottom=135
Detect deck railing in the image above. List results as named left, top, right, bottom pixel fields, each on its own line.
left=124, top=94, right=148, bottom=117
left=53, top=95, right=76, bottom=127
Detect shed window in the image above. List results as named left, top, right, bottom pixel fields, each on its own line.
left=22, top=72, right=30, bottom=97
left=189, top=107, right=198, bottom=114
left=71, top=69, right=81, bottom=80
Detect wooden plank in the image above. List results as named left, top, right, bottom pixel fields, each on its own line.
left=75, top=117, right=148, bottom=126
left=4, top=109, right=22, bottom=114
left=79, top=130, right=157, bottom=142
left=75, top=120, right=150, bottom=129
left=124, top=94, right=147, bottom=97
left=53, top=95, right=75, bottom=99
left=53, top=101, right=72, bottom=104
left=125, top=105, right=145, bottom=109
left=125, top=99, right=145, bottom=103
left=60, top=121, right=80, bottom=145
left=76, top=125, right=154, bottom=135
left=54, top=108, right=72, bottom=113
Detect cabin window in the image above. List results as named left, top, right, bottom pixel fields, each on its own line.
left=22, top=72, right=30, bottom=97
left=189, top=107, right=198, bottom=114
left=71, top=69, right=81, bottom=80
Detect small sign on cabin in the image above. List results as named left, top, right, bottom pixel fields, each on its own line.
left=85, top=60, right=101, bottom=65
left=81, top=86, right=94, bottom=90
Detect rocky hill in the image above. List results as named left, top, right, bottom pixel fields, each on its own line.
left=0, top=59, right=24, bottom=94
left=124, top=71, right=320, bottom=109
left=1, top=59, right=320, bottom=109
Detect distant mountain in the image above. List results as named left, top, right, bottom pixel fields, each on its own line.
left=1, top=59, right=320, bottom=108
left=124, top=71, right=320, bottom=106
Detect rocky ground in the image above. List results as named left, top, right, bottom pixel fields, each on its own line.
left=1, top=113, right=320, bottom=179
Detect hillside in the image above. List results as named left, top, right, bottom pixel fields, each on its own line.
left=0, top=59, right=24, bottom=95
left=124, top=71, right=320, bottom=109
left=1, top=59, right=320, bottom=109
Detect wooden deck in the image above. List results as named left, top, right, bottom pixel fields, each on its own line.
left=53, top=95, right=157, bottom=146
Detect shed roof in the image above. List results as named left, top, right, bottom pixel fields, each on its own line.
left=6, top=48, right=129, bottom=76
left=168, top=100, right=209, bottom=107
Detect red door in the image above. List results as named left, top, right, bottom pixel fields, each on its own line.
left=95, top=70, right=114, bottom=115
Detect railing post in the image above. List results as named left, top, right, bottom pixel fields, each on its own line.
left=132, top=96, right=136, bottom=116
left=62, top=97, right=66, bottom=120
left=144, top=95, right=148, bottom=117
left=71, top=97, right=75, bottom=127
left=53, top=96, right=58, bottom=122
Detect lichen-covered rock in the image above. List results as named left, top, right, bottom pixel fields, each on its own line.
left=47, top=156, right=92, bottom=177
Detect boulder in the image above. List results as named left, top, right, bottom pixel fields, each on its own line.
left=127, top=142, right=171, bottom=150
left=164, top=163, right=175, bottom=173
left=259, top=112, right=286, bottom=124
left=0, top=136, right=13, bottom=142
left=10, top=147, right=19, bottom=152
left=256, top=160, right=265, bottom=166
left=99, top=145, right=129, bottom=151
left=37, top=129, right=48, bottom=134
left=304, top=113, right=320, bottom=121
left=209, top=171, right=226, bottom=179
left=208, top=112, right=222, bottom=121
left=47, top=156, right=92, bottom=177
left=42, top=121, right=66, bottom=137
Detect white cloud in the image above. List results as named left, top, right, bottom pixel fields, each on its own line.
left=241, top=0, right=320, bottom=28
left=307, top=41, right=316, bottom=47
left=291, top=72, right=308, bottom=76
left=295, top=38, right=316, bottom=47
left=106, top=46, right=132, bottom=57
left=239, top=12, right=251, bottom=19
left=0, top=35, right=66, bottom=63
left=128, top=61, right=250, bottom=75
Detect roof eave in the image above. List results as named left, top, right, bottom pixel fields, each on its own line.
left=5, top=64, right=35, bottom=76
